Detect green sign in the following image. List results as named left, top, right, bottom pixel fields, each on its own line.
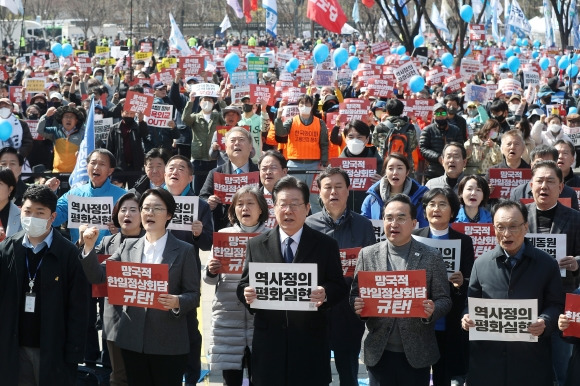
left=247, top=57, right=269, bottom=73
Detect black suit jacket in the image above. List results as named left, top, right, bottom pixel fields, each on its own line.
left=237, top=225, right=347, bottom=386
left=510, top=182, right=579, bottom=211
left=199, top=160, right=260, bottom=231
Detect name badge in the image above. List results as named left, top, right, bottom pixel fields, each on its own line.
left=25, top=293, right=36, bottom=313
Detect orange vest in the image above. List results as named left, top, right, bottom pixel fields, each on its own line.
left=286, top=116, right=321, bottom=160
left=53, top=138, right=79, bottom=172
left=265, top=122, right=286, bottom=158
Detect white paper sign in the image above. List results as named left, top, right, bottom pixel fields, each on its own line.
left=167, top=196, right=199, bottom=231
left=249, top=262, right=317, bottom=311
left=393, top=61, right=420, bottom=84
left=525, top=233, right=567, bottom=277
left=468, top=297, right=538, bottom=342
left=191, top=83, right=219, bottom=98
left=68, top=196, right=114, bottom=229
left=412, top=236, right=461, bottom=277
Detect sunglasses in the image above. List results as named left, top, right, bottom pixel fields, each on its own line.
left=434, top=111, right=448, bottom=117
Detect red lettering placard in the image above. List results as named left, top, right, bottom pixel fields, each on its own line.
left=106, top=261, right=168, bottom=310
left=563, top=293, right=580, bottom=338
left=340, top=247, right=361, bottom=277
left=9, top=86, right=22, bottom=104
left=358, top=270, right=427, bottom=317
left=367, top=78, right=395, bottom=98
left=403, top=98, right=435, bottom=122
left=213, top=232, right=259, bottom=274
left=150, top=68, right=176, bottom=87
left=179, top=56, right=204, bottom=77
left=488, top=168, right=532, bottom=199
left=469, top=24, right=486, bottom=40
left=213, top=172, right=260, bottom=204
left=338, top=98, right=371, bottom=123
left=520, top=198, right=571, bottom=207
left=263, top=194, right=277, bottom=229
left=329, top=158, right=377, bottom=191
left=92, top=254, right=110, bottom=297
left=249, top=84, right=275, bottom=105
left=123, top=91, right=154, bottom=116
left=451, top=223, right=496, bottom=259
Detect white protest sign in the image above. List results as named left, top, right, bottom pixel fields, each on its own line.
left=465, top=84, right=490, bottom=104
left=522, top=71, right=540, bottom=88
left=230, top=71, right=258, bottom=87
left=498, top=78, right=522, bottom=94
left=147, top=104, right=174, bottom=127
left=460, top=58, right=484, bottom=77
left=94, top=117, right=113, bottom=145
left=468, top=297, right=538, bottom=342
left=525, top=233, right=567, bottom=277
left=371, top=219, right=386, bottom=242
left=313, top=69, right=336, bottom=87
left=249, top=262, right=318, bottom=311
left=412, top=236, right=461, bottom=277
left=68, top=196, right=114, bottom=229
left=563, top=125, right=580, bottom=146
left=191, top=83, right=219, bottom=98
left=393, top=61, right=420, bottom=84
left=231, top=86, right=250, bottom=104
left=167, top=196, right=199, bottom=231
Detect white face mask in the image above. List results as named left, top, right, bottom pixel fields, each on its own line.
left=21, top=216, right=49, bottom=238
left=201, top=101, right=213, bottom=112
left=548, top=124, right=562, bottom=134
left=468, top=109, right=478, bottom=117
left=94, top=75, right=103, bottom=82
left=0, top=107, right=11, bottom=119
left=346, top=138, right=366, bottom=155
left=298, top=106, right=311, bottom=116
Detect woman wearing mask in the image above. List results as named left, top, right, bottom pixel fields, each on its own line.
left=78, top=192, right=144, bottom=386
left=455, top=175, right=492, bottom=223
left=361, top=153, right=428, bottom=226
left=463, top=118, right=502, bottom=175
left=81, top=188, right=200, bottom=386
left=531, top=114, right=573, bottom=147
left=183, top=93, right=226, bottom=195
left=203, top=186, right=269, bottom=385
left=0, top=167, right=21, bottom=241
left=25, top=104, right=41, bottom=120
left=413, top=187, right=474, bottom=386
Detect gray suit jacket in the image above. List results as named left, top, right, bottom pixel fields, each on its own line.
left=350, top=239, right=451, bottom=368
left=526, top=202, right=580, bottom=293
left=5, top=202, right=21, bottom=237
left=81, top=231, right=200, bottom=355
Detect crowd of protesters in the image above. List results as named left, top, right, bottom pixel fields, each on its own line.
left=1, top=28, right=580, bottom=386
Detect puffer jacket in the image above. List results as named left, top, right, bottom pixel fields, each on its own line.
left=419, top=121, right=462, bottom=178
left=202, top=223, right=267, bottom=371
left=182, top=102, right=225, bottom=160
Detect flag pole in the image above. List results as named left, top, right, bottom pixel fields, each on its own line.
left=19, top=0, right=27, bottom=56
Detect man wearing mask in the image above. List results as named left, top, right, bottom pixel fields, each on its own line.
left=183, top=91, right=225, bottom=195
left=238, top=95, right=270, bottom=164
left=419, top=103, right=463, bottom=181
left=0, top=98, right=33, bottom=159
left=531, top=114, right=572, bottom=147
left=445, top=94, right=468, bottom=142
left=489, top=99, right=512, bottom=135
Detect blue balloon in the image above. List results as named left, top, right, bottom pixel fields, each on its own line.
left=569, top=107, right=578, bottom=114
left=332, top=48, right=348, bottom=68
left=465, top=46, right=472, bottom=56
left=313, top=44, right=329, bottom=64
left=488, top=55, right=496, bottom=62
left=413, top=35, right=424, bottom=48
left=522, top=38, right=529, bottom=47
left=533, top=39, right=541, bottom=48
left=349, top=45, right=356, bottom=54
left=409, top=75, right=425, bottom=93
left=396, top=45, right=406, bottom=55
left=539, top=57, right=550, bottom=71
left=516, top=38, right=523, bottom=47
left=558, top=56, right=570, bottom=70
left=400, top=55, right=410, bottom=60
left=51, top=43, right=62, bottom=57
left=347, top=56, right=360, bottom=71
left=62, top=43, right=73, bottom=57
left=505, top=47, right=514, bottom=58
left=501, top=36, right=506, bottom=43
left=376, top=55, right=385, bottom=65
left=224, top=53, right=240, bottom=74
left=460, top=4, right=473, bottom=23
left=285, top=58, right=299, bottom=73
left=507, top=56, right=520, bottom=72
left=514, top=47, right=521, bottom=54
left=0, top=120, right=12, bottom=141
left=390, top=46, right=397, bottom=54
left=246, top=53, right=255, bottom=58
left=532, top=51, right=539, bottom=59
left=441, top=52, right=453, bottom=68
left=567, top=64, right=579, bottom=77
left=572, top=54, right=579, bottom=64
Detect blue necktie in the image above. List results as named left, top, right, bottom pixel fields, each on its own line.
left=284, top=238, right=294, bottom=263
left=235, top=167, right=243, bottom=174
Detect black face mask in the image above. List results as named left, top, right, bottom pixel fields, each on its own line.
left=243, top=104, right=253, bottom=113
left=542, top=97, right=552, bottom=105
left=493, top=113, right=506, bottom=122
left=447, top=107, right=458, bottom=115
left=51, top=102, right=61, bottom=109
left=435, top=119, right=448, bottom=128
left=63, top=91, right=70, bottom=98
left=28, top=114, right=39, bottom=120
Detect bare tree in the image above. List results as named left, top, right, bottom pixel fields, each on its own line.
left=548, top=0, right=576, bottom=47
left=375, top=0, right=424, bottom=53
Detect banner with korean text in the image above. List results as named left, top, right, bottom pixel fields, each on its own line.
left=68, top=196, right=113, bottom=229
left=213, top=232, right=259, bottom=274
left=468, top=298, right=538, bottom=342
left=106, top=261, right=169, bottom=310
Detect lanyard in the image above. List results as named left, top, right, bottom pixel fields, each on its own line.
left=25, top=250, right=44, bottom=293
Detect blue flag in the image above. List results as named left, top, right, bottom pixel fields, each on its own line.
left=69, top=98, right=95, bottom=188
left=263, top=0, right=278, bottom=38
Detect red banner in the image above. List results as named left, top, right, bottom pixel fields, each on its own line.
left=338, top=98, right=371, bottom=123
left=213, top=172, right=260, bottom=204
left=179, top=56, right=204, bottom=77
left=488, top=168, right=532, bottom=199
left=358, top=270, right=427, bottom=317
left=307, top=0, right=348, bottom=34
left=249, top=84, right=275, bottom=105
left=563, top=293, right=580, bottom=338
left=450, top=223, right=496, bottom=259
left=123, top=91, right=154, bottom=116
left=329, top=158, right=377, bottom=191
left=9, top=86, right=22, bottom=104
left=469, top=24, right=486, bottom=40
left=213, top=232, right=259, bottom=274
left=520, top=198, right=571, bottom=207
left=403, top=98, right=435, bottom=122
left=340, top=247, right=361, bottom=277
left=106, top=261, right=168, bottom=310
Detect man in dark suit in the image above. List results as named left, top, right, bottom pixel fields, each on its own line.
left=200, top=126, right=259, bottom=231
left=350, top=194, right=451, bottom=386
left=237, top=176, right=348, bottom=386
left=510, top=145, right=579, bottom=210
left=525, top=160, right=580, bottom=385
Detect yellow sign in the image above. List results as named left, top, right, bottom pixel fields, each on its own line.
left=134, top=52, right=153, bottom=60
left=96, top=46, right=110, bottom=54
left=99, top=58, right=117, bottom=66
left=74, top=50, right=89, bottom=57
left=25, top=78, right=46, bottom=93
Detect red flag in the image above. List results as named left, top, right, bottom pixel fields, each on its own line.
left=307, top=0, right=348, bottom=34
left=362, top=0, right=375, bottom=7
left=251, top=0, right=258, bottom=11
left=243, top=0, right=252, bottom=23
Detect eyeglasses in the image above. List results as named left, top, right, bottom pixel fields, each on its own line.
left=434, top=111, right=448, bottom=117
left=141, top=206, right=167, bottom=214
left=427, top=202, right=449, bottom=209
left=494, top=222, right=525, bottom=234
left=383, top=215, right=409, bottom=225
left=119, top=207, right=139, bottom=214
left=276, top=202, right=305, bottom=211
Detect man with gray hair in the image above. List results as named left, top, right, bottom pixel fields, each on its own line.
left=200, top=126, right=258, bottom=231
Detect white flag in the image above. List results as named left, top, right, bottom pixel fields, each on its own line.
left=0, top=0, right=23, bottom=14
left=507, top=0, right=531, bottom=34
left=228, top=0, right=244, bottom=19
left=543, top=0, right=555, bottom=47
left=353, top=0, right=360, bottom=24
left=168, top=13, right=192, bottom=57
left=431, top=3, right=451, bottom=38
left=440, top=0, right=452, bottom=22
left=491, top=0, right=500, bottom=42
left=220, top=14, right=232, bottom=33
left=263, top=0, right=278, bottom=38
